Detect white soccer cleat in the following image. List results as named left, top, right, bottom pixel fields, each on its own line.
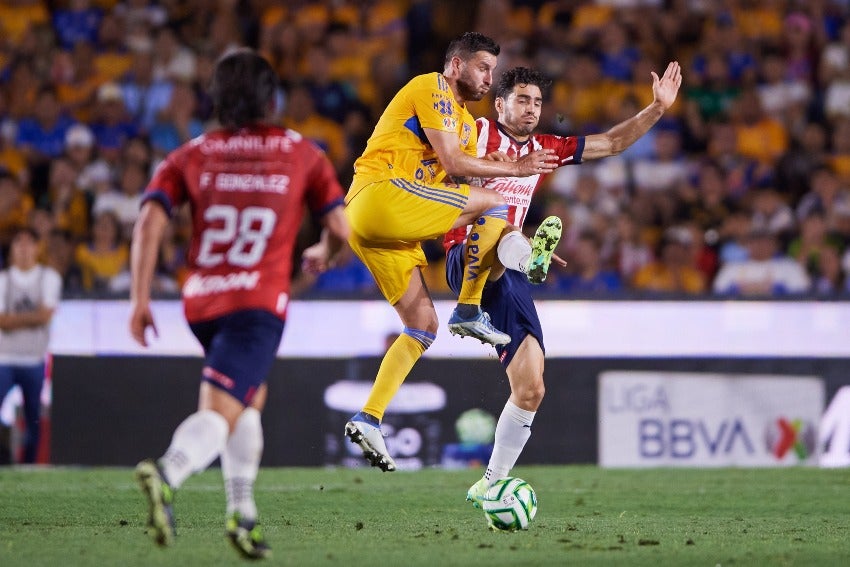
left=447, top=308, right=511, bottom=346
left=344, top=415, right=397, bottom=472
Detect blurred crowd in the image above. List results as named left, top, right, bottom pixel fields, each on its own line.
left=2, top=0, right=850, bottom=299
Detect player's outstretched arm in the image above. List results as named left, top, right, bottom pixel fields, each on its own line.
left=582, top=61, right=682, bottom=160
left=424, top=127, right=558, bottom=179
left=129, top=201, right=169, bottom=347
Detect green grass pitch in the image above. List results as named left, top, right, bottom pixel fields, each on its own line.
left=1, top=465, right=849, bottom=566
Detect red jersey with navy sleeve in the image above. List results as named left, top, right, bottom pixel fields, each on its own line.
left=443, top=117, right=585, bottom=251
left=144, top=125, right=344, bottom=323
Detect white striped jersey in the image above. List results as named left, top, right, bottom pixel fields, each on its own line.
left=443, top=117, right=585, bottom=251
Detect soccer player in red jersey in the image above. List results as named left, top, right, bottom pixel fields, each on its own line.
left=129, top=49, right=348, bottom=559
left=444, top=63, right=682, bottom=505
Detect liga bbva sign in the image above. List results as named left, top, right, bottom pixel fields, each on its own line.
left=598, top=372, right=824, bottom=468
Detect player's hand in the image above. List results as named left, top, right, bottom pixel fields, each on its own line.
left=129, top=302, right=158, bottom=348
left=484, top=151, right=512, bottom=162
left=652, top=61, right=682, bottom=110
left=553, top=252, right=567, bottom=268
left=514, top=149, right=558, bottom=177
left=302, top=242, right=331, bottom=275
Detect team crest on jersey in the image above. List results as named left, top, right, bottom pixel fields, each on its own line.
left=460, top=123, right=472, bottom=145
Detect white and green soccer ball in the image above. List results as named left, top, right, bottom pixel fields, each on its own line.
left=481, top=477, right=538, bottom=531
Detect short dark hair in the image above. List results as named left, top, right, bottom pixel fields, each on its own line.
left=13, top=226, right=39, bottom=242
left=444, top=32, right=500, bottom=67
left=210, top=49, right=279, bottom=129
left=494, top=67, right=551, bottom=100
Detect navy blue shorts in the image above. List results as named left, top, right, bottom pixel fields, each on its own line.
left=446, top=244, right=544, bottom=367
left=189, top=309, right=285, bottom=406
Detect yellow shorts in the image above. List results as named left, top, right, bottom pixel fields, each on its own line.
left=345, top=178, right=470, bottom=304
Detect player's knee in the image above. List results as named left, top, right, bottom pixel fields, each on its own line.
left=515, top=379, right=545, bottom=407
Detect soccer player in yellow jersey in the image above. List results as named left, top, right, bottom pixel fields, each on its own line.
left=344, top=32, right=558, bottom=471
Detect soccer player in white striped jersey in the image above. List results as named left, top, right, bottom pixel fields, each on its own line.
left=444, top=62, right=682, bottom=504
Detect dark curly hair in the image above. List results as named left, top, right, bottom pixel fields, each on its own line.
left=444, top=32, right=500, bottom=66
left=210, top=49, right=279, bottom=129
left=494, top=67, right=552, bottom=100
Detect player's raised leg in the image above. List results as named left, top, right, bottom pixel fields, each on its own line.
left=448, top=187, right=511, bottom=345
left=495, top=216, right=563, bottom=284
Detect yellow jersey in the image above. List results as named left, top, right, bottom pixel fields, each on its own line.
left=351, top=72, right=477, bottom=190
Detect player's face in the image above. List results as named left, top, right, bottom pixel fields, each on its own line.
left=456, top=52, right=497, bottom=102
left=497, top=84, right=543, bottom=139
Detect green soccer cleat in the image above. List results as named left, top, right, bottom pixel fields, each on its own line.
left=134, top=459, right=175, bottom=547
left=526, top=216, right=563, bottom=284
left=226, top=512, right=271, bottom=560
left=466, top=477, right=490, bottom=509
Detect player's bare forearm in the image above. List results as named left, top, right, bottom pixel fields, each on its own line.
left=130, top=202, right=169, bottom=306
left=582, top=61, right=682, bottom=160
left=583, top=101, right=666, bottom=159
left=424, top=127, right=557, bottom=178
left=303, top=205, right=349, bottom=274
left=323, top=206, right=349, bottom=260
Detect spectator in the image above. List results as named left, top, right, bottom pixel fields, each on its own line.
left=303, top=45, right=361, bottom=124
left=775, top=121, right=828, bottom=202
left=51, top=0, right=103, bottom=50
left=283, top=83, right=349, bottom=176
left=74, top=209, right=129, bottom=294
left=787, top=210, right=843, bottom=284
left=92, top=161, right=146, bottom=239
left=54, top=40, right=104, bottom=122
left=92, top=12, right=133, bottom=83
left=0, top=227, right=62, bottom=464
left=44, top=156, right=88, bottom=241
left=149, top=81, right=203, bottom=159
left=90, top=82, right=138, bottom=162
left=608, top=210, right=653, bottom=283
left=717, top=209, right=753, bottom=265
left=557, top=230, right=622, bottom=294
left=796, top=166, right=850, bottom=222
left=15, top=86, right=76, bottom=169
left=44, top=228, right=82, bottom=294
left=829, top=118, right=850, bottom=185
left=713, top=227, right=810, bottom=296
left=631, top=121, right=688, bottom=226
left=731, top=88, right=789, bottom=167
left=631, top=226, right=706, bottom=295
left=120, top=47, right=173, bottom=133
left=756, top=50, right=811, bottom=123
left=0, top=172, right=34, bottom=249
left=750, top=186, right=796, bottom=238
left=151, top=26, right=196, bottom=83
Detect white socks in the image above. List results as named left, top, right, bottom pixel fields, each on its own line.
left=484, top=400, right=536, bottom=485
left=222, top=407, right=263, bottom=522
left=160, top=409, right=229, bottom=489
left=497, top=231, right=531, bottom=273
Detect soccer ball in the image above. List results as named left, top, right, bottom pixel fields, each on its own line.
left=480, top=477, right=537, bottom=531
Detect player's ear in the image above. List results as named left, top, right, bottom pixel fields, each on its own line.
left=495, top=97, right=504, bottom=114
